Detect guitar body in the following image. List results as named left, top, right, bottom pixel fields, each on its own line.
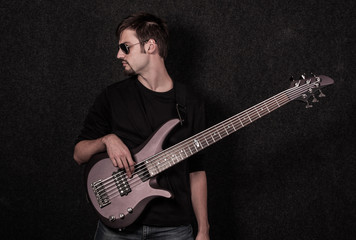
left=85, top=119, right=181, bottom=229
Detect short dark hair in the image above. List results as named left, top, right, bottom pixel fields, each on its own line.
left=116, top=12, right=169, bottom=59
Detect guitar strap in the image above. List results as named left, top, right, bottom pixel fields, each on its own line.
left=174, top=81, right=186, bottom=126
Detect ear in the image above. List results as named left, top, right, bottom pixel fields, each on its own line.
left=146, top=39, right=157, bottom=54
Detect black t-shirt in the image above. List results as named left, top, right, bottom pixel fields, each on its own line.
left=77, top=76, right=206, bottom=226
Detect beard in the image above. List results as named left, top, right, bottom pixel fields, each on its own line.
left=123, top=68, right=136, bottom=76
left=122, top=61, right=136, bottom=76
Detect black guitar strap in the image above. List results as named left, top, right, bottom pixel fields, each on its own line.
left=174, top=81, right=187, bottom=126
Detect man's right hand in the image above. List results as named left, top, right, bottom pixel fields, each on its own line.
left=101, top=134, right=136, bottom=178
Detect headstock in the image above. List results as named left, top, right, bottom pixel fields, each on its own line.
left=288, top=74, right=334, bottom=108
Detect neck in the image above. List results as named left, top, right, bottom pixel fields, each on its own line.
left=137, top=60, right=173, bottom=92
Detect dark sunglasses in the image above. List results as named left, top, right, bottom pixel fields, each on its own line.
left=118, top=40, right=148, bottom=55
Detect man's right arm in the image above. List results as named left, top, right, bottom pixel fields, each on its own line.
left=73, top=138, right=106, bottom=165
left=73, top=134, right=136, bottom=177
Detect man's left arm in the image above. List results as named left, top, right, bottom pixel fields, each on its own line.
left=190, top=171, right=210, bottom=240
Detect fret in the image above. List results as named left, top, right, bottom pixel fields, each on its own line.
left=267, top=103, right=278, bottom=111
left=146, top=160, right=156, bottom=176
left=248, top=109, right=260, bottom=122
left=189, top=144, right=197, bottom=154
left=165, top=157, right=172, bottom=167
left=168, top=157, right=174, bottom=167
left=187, top=145, right=193, bottom=155
left=240, top=115, right=251, bottom=126
left=164, top=158, right=170, bottom=170
left=210, top=133, right=215, bottom=142
left=226, top=124, right=235, bottom=134
left=220, top=129, right=228, bottom=138
left=199, top=136, right=209, bottom=148
left=266, top=94, right=289, bottom=111
left=197, top=137, right=207, bottom=149
left=231, top=122, right=236, bottom=131
left=232, top=118, right=243, bottom=130
left=194, top=139, right=202, bottom=150
left=204, top=136, right=209, bottom=146
left=179, top=149, right=187, bottom=159
left=211, top=133, right=217, bottom=142
left=185, top=148, right=190, bottom=157
left=192, top=143, right=198, bottom=152
left=205, top=135, right=213, bottom=145
left=246, top=112, right=252, bottom=122
left=149, top=160, right=160, bottom=176
left=266, top=99, right=278, bottom=111
left=208, top=134, right=215, bottom=144
left=255, top=107, right=261, bottom=118
left=224, top=125, right=230, bottom=135
left=273, top=96, right=280, bottom=107
left=156, top=158, right=165, bottom=172
left=177, top=150, right=182, bottom=160
left=238, top=116, right=244, bottom=127
left=257, top=106, right=264, bottom=117
left=216, top=130, right=221, bottom=139
left=171, top=154, right=177, bottom=164
left=176, top=153, right=182, bottom=161
left=264, top=102, right=270, bottom=113
left=257, top=103, right=269, bottom=117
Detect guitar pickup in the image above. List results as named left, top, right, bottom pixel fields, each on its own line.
left=113, top=170, right=132, bottom=196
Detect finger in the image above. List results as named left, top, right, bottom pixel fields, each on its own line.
left=129, top=164, right=135, bottom=175
left=114, top=156, right=124, bottom=169
left=110, top=157, right=118, bottom=167
left=126, top=156, right=136, bottom=178
left=126, top=155, right=136, bottom=171
left=121, top=157, right=134, bottom=178
left=107, top=151, right=119, bottom=168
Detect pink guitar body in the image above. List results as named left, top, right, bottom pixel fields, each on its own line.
left=85, top=119, right=181, bottom=229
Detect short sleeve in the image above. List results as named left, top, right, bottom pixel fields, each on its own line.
left=75, top=89, right=111, bottom=144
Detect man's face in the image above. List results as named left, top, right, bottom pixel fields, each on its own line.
left=117, top=29, right=148, bottom=75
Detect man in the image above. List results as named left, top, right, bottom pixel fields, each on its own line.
left=74, top=12, right=210, bottom=240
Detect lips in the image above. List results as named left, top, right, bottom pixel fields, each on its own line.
left=121, top=61, right=130, bottom=68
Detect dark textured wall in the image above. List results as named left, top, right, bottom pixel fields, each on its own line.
left=1, top=0, right=355, bottom=239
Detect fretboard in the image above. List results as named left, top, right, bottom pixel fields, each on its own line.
left=145, top=83, right=309, bottom=177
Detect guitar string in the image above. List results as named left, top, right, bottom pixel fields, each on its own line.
left=94, top=82, right=317, bottom=201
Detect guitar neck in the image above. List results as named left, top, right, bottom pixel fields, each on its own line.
left=145, top=85, right=306, bottom=177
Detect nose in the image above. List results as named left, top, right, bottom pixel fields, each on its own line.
left=117, top=48, right=125, bottom=59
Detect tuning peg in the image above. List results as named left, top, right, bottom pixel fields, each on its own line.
left=318, top=89, right=326, bottom=97
left=312, top=94, right=319, bottom=103
left=300, top=74, right=306, bottom=80
left=305, top=100, right=313, bottom=108
left=289, top=76, right=294, bottom=81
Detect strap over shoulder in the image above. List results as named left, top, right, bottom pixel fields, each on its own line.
left=174, top=81, right=187, bottom=125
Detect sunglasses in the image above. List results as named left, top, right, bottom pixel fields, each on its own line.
left=118, top=40, right=148, bottom=55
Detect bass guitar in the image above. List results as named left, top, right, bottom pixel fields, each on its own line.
left=85, top=74, right=334, bottom=229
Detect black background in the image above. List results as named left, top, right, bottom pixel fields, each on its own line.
left=1, top=0, right=355, bottom=239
